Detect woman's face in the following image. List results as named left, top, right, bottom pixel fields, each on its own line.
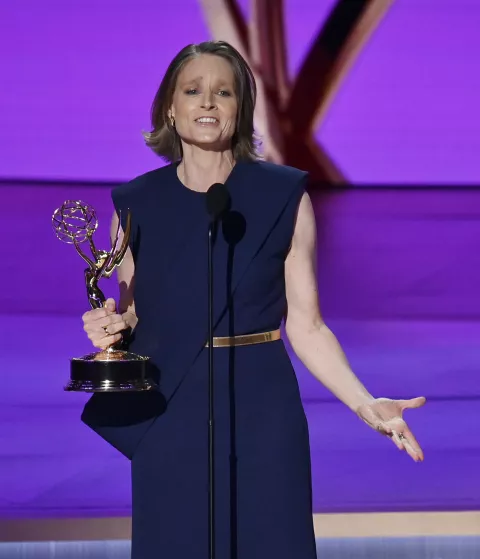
left=169, top=54, right=238, bottom=152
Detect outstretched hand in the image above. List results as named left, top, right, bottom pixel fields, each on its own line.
left=356, top=397, right=426, bottom=462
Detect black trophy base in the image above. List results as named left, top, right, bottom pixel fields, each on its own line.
left=66, top=348, right=156, bottom=392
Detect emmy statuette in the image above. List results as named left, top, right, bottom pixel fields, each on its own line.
left=52, top=200, right=155, bottom=392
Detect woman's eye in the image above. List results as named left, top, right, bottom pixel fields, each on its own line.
left=218, top=90, right=231, bottom=97
left=186, top=88, right=198, bottom=95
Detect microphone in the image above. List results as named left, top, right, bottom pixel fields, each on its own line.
left=206, top=182, right=231, bottom=221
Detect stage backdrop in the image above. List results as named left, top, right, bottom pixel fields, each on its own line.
left=1, top=0, right=479, bottom=521
left=0, top=0, right=479, bottom=184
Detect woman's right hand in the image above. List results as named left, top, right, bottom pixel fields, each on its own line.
left=82, top=297, right=128, bottom=350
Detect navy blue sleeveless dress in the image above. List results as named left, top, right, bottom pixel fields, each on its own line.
left=82, top=160, right=317, bottom=559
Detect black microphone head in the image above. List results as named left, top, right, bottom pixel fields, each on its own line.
left=206, top=183, right=231, bottom=220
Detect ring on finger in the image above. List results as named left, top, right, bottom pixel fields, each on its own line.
left=103, top=326, right=109, bottom=336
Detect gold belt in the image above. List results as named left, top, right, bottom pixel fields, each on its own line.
left=205, top=329, right=281, bottom=348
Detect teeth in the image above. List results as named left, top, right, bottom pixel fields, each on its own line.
left=196, top=117, right=217, bottom=123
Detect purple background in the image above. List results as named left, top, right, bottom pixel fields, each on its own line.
left=1, top=0, right=479, bottom=184
left=1, top=0, right=480, bottom=520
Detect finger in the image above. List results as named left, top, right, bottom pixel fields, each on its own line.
left=87, top=322, right=121, bottom=341
left=105, top=313, right=126, bottom=326
left=89, top=315, right=124, bottom=332
left=104, top=298, right=117, bottom=313
left=82, top=308, right=109, bottom=324
left=103, top=321, right=127, bottom=336
left=399, top=428, right=424, bottom=462
left=401, top=437, right=423, bottom=462
left=96, top=333, right=122, bottom=349
left=390, top=430, right=406, bottom=451
left=87, top=330, right=110, bottom=344
left=83, top=314, right=114, bottom=333
left=398, top=397, right=427, bottom=410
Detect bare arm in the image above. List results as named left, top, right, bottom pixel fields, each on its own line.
left=284, top=192, right=373, bottom=413
left=110, top=210, right=138, bottom=332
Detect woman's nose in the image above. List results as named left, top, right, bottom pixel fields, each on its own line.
left=201, top=92, right=216, bottom=109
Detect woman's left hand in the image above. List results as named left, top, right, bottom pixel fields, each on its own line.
left=356, top=397, right=426, bottom=462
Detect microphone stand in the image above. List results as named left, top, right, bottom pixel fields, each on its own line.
left=205, top=182, right=230, bottom=559
left=207, top=219, right=216, bottom=559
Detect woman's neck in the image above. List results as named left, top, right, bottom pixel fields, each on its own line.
left=177, top=147, right=235, bottom=192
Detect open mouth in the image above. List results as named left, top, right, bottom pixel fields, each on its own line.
left=195, top=117, right=219, bottom=125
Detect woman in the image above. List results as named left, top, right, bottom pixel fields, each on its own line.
left=81, top=41, right=425, bottom=558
